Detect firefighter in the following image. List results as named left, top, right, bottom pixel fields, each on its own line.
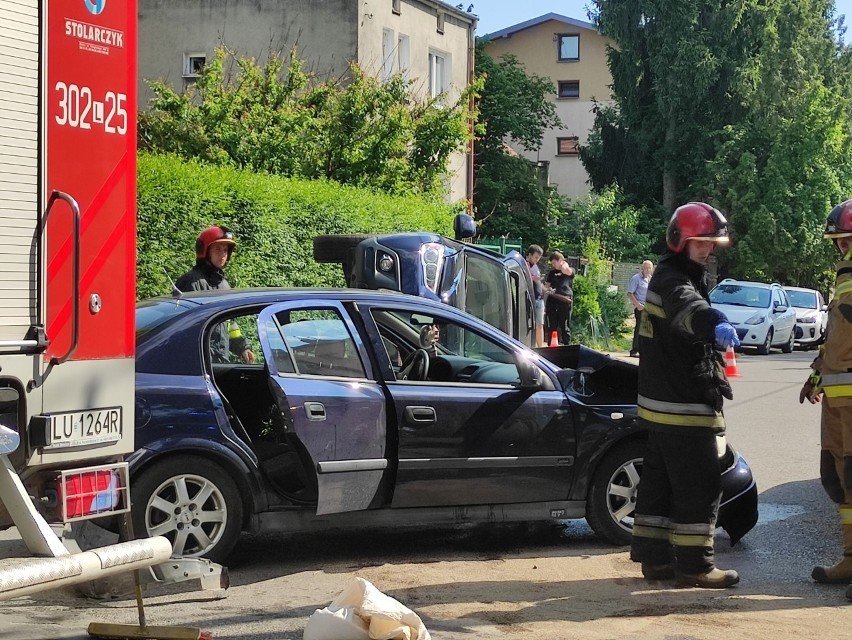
left=800, top=200, right=852, bottom=600
left=630, top=202, right=742, bottom=589
left=175, top=225, right=255, bottom=364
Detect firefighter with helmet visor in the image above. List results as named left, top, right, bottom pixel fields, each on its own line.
left=800, top=199, right=852, bottom=601
left=175, top=226, right=255, bottom=364
left=630, top=202, right=742, bottom=589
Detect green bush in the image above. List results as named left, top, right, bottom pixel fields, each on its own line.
left=137, top=152, right=458, bottom=299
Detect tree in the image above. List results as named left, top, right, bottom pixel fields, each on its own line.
left=588, top=0, right=761, bottom=212
left=552, top=186, right=658, bottom=262
left=138, top=47, right=478, bottom=198
left=586, top=0, right=852, bottom=285
left=706, top=0, right=852, bottom=287
left=474, top=41, right=561, bottom=245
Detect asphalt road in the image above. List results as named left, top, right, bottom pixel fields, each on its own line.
left=1, top=348, right=850, bottom=639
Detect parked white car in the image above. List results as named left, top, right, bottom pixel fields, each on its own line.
left=709, top=280, right=797, bottom=355
left=783, top=286, right=828, bottom=349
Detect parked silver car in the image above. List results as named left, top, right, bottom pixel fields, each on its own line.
left=783, top=286, right=828, bottom=349
left=709, top=280, right=797, bottom=355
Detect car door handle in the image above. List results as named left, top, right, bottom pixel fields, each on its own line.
left=405, top=406, right=436, bottom=423
left=304, top=402, right=326, bottom=421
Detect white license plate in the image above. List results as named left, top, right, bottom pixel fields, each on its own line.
left=45, top=407, right=122, bottom=449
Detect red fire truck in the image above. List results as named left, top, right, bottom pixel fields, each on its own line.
left=0, top=0, right=220, bottom=599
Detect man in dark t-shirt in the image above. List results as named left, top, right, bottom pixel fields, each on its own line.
left=544, top=251, right=575, bottom=345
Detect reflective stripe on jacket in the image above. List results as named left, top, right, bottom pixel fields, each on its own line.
left=637, top=253, right=729, bottom=433
left=816, top=260, right=852, bottom=403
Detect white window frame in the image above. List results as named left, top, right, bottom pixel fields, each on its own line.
left=428, top=50, right=450, bottom=98
left=437, top=11, right=445, bottom=34
left=392, top=0, right=401, bottom=15
left=381, top=28, right=396, bottom=82
left=183, top=52, right=206, bottom=78
left=397, top=34, right=410, bottom=80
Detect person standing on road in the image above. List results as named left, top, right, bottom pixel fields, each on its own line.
left=800, top=199, right=852, bottom=601
left=630, top=202, right=742, bottom=589
left=544, top=251, right=575, bottom=346
left=175, top=225, right=255, bottom=364
left=526, top=244, right=545, bottom=347
left=627, top=260, right=654, bottom=357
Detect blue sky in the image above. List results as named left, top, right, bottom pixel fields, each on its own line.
left=474, top=1, right=852, bottom=39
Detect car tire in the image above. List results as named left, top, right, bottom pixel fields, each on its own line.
left=756, top=328, right=773, bottom=355
left=586, top=440, right=647, bottom=546
left=781, top=329, right=794, bottom=354
left=131, top=455, right=243, bottom=563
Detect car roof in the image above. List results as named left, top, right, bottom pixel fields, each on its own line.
left=782, top=286, right=819, bottom=293
left=716, top=279, right=779, bottom=289
left=146, top=287, right=428, bottom=306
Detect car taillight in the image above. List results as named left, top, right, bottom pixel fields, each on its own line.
left=58, top=463, right=130, bottom=522
left=420, top=242, right=445, bottom=293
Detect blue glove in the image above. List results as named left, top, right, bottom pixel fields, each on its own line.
left=714, top=322, right=741, bottom=350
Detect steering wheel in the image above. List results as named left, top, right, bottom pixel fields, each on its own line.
left=399, top=348, right=430, bottom=381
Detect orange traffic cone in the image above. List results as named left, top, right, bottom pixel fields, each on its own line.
left=724, top=345, right=741, bottom=378
left=549, top=331, right=559, bottom=347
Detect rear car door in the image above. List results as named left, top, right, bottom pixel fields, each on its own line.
left=774, top=288, right=796, bottom=340
left=361, top=302, right=575, bottom=508
left=257, top=302, right=387, bottom=515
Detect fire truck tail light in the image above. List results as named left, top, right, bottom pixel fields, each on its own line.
left=58, top=462, right=130, bottom=522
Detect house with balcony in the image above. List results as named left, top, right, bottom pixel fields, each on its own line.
left=137, top=0, right=476, bottom=201
left=482, top=13, right=613, bottom=200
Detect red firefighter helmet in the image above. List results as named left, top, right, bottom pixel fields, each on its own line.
left=195, top=225, right=236, bottom=260
left=666, top=202, right=730, bottom=253
left=824, top=200, right=852, bottom=239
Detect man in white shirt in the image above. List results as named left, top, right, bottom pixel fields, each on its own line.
left=627, top=260, right=654, bottom=357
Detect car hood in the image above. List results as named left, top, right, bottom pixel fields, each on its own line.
left=793, top=307, right=822, bottom=321
left=711, top=303, right=767, bottom=323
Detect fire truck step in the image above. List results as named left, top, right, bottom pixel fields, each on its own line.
left=0, top=536, right=172, bottom=601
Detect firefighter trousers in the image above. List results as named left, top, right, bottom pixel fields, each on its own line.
left=821, top=399, right=852, bottom=505
left=631, top=428, right=722, bottom=574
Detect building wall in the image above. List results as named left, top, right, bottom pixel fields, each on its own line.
left=484, top=18, right=613, bottom=201
left=138, top=0, right=359, bottom=104
left=359, top=0, right=475, bottom=201
left=137, top=0, right=474, bottom=202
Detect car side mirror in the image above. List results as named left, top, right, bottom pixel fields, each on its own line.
left=517, top=360, right=544, bottom=391
left=774, top=304, right=788, bottom=313
left=453, top=213, right=477, bottom=240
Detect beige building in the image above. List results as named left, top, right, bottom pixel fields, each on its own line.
left=483, top=13, right=613, bottom=200
left=138, top=0, right=476, bottom=201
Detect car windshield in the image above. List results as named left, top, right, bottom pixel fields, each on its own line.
left=785, top=290, right=817, bottom=309
left=709, top=284, right=770, bottom=308
left=136, top=298, right=195, bottom=340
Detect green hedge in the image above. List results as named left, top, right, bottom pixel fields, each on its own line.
left=137, top=153, right=458, bottom=299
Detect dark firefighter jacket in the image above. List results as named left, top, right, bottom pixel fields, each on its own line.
left=174, top=261, right=247, bottom=362
left=637, top=252, right=730, bottom=433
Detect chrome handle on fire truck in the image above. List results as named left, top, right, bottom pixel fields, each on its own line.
left=42, top=190, right=81, bottom=365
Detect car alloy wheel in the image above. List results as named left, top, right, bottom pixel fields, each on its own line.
left=586, top=441, right=646, bottom=546
left=781, top=329, right=794, bottom=354
left=132, top=455, right=243, bottom=562
left=757, top=328, right=773, bottom=355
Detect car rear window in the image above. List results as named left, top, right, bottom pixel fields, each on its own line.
left=136, top=298, right=195, bottom=341
left=709, top=284, right=770, bottom=308
left=785, top=290, right=817, bottom=309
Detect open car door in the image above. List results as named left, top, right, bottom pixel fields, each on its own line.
left=257, top=302, right=388, bottom=515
